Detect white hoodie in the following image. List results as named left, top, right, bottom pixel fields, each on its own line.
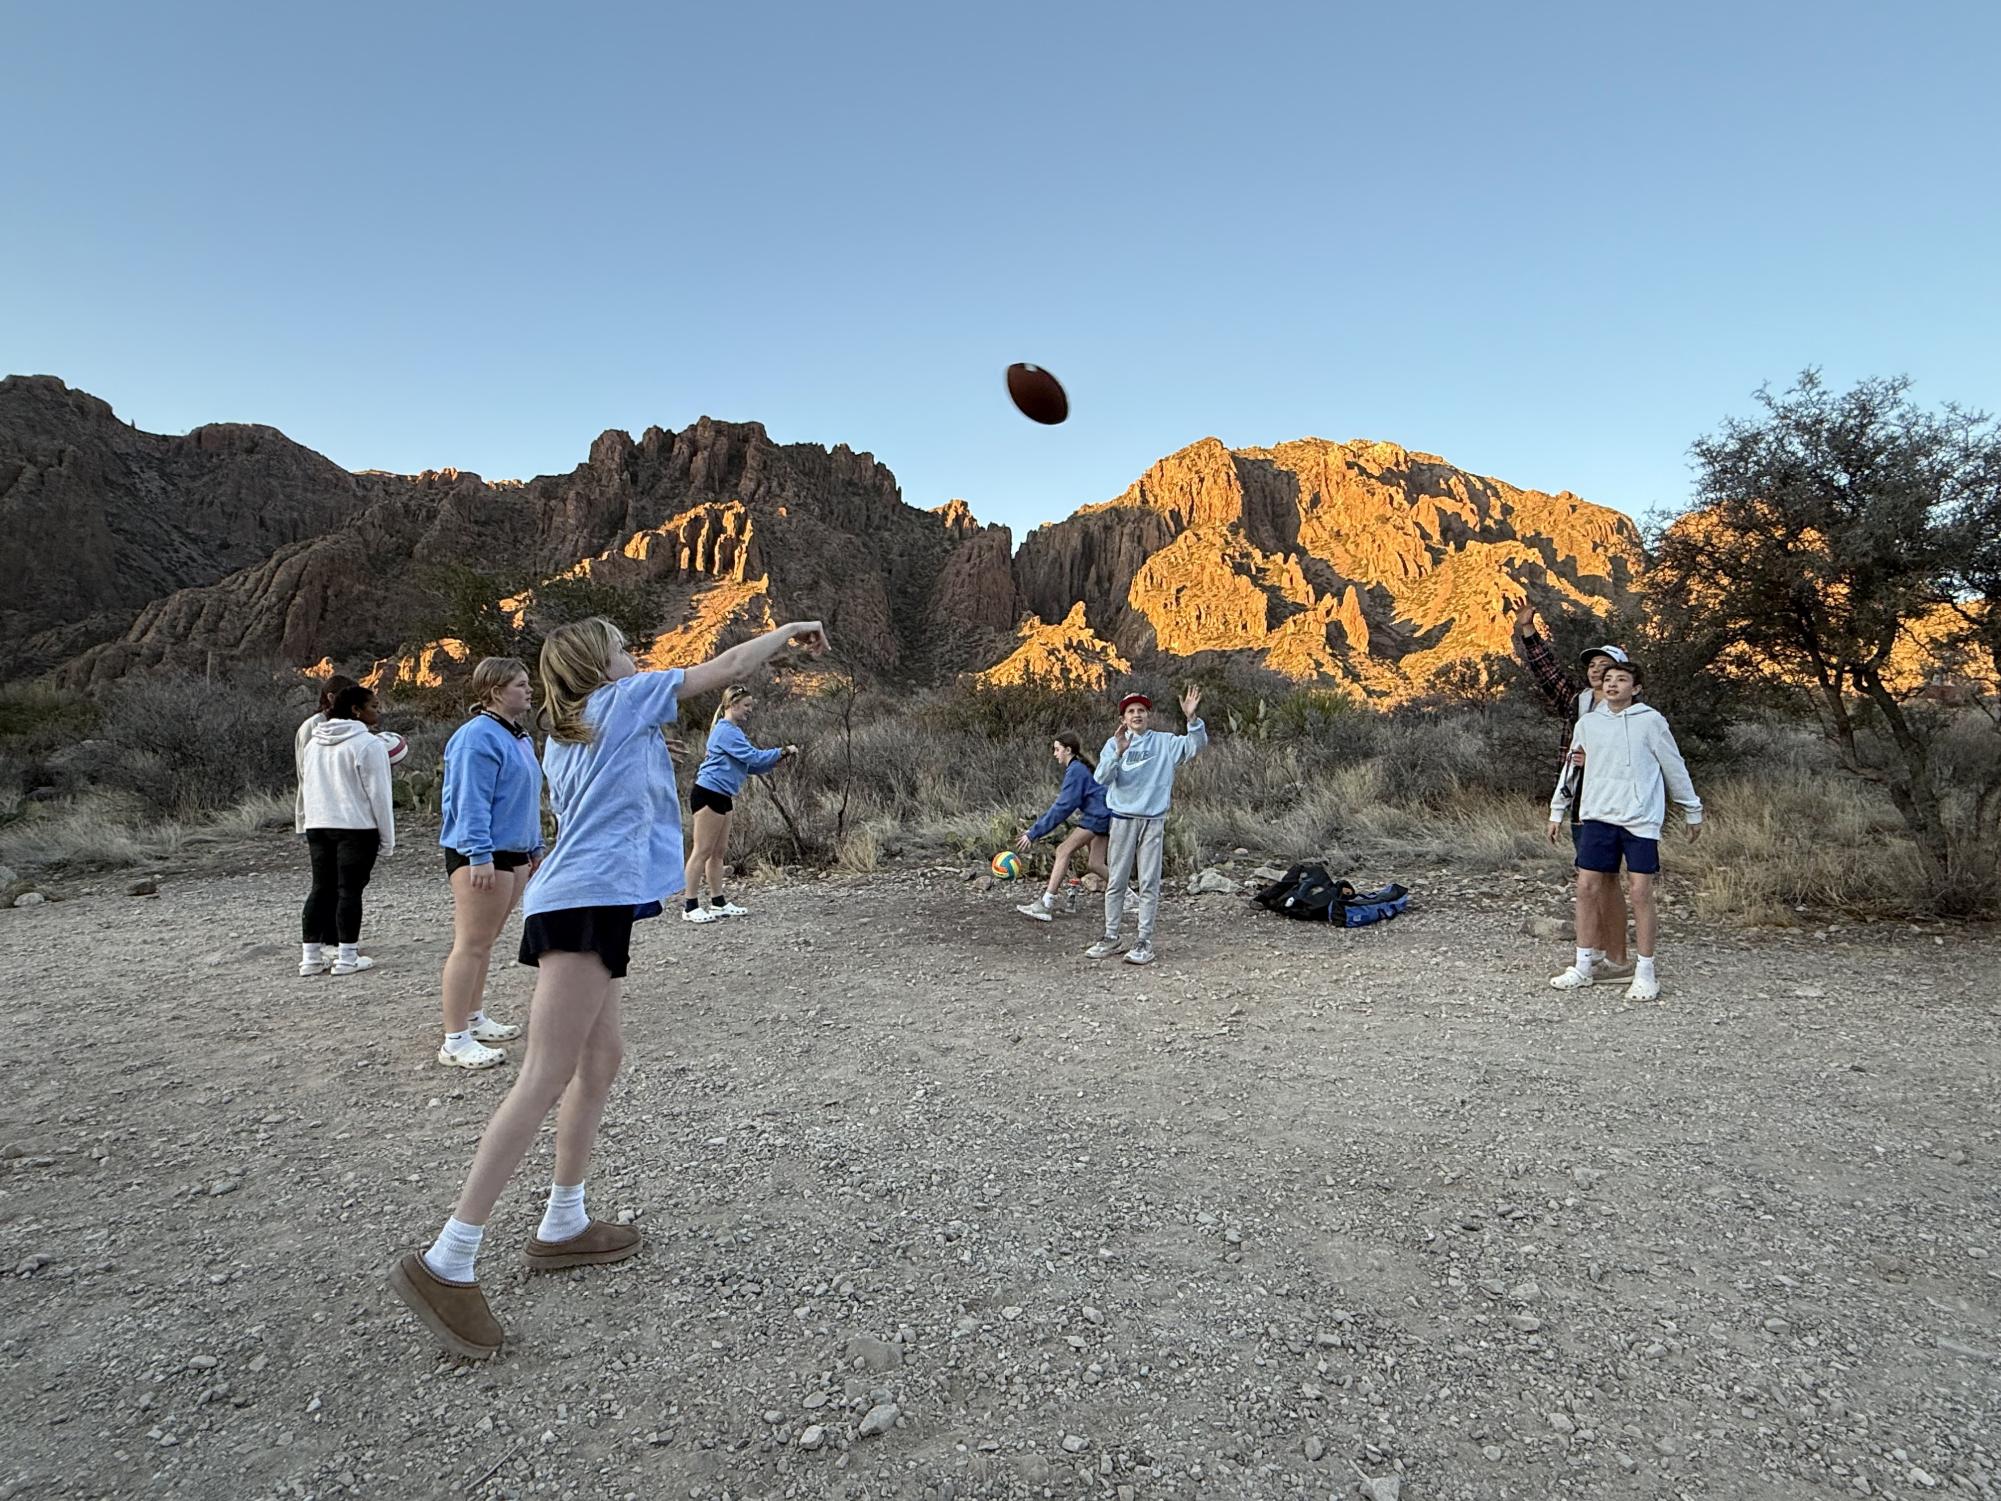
left=1549, top=701, right=1701, bottom=841
left=294, top=713, right=324, bottom=834
left=300, top=719, right=396, bottom=855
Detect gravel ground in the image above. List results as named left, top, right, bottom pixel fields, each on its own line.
left=1, top=840, right=1997, bottom=1501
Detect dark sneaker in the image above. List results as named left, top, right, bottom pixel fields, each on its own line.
left=388, top=1252, right=503, bottom=1359
left=523, top=1219, right=643, bottom=1273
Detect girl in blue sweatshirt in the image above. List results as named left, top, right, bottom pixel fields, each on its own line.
left=1013, top=731, right=1112, bottom=921
left=683, top=685, right=797, bottom=922
left=392, top=616, right=829, bottom=1360
left=434, top=657, right=544, bottom=1071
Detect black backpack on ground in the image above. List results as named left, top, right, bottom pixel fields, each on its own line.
left=1254, top=862, right=1410, bottom=926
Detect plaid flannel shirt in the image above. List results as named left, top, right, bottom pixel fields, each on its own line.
left=1517, top=628, right=1587, bottom=818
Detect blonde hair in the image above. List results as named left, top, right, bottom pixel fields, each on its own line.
left=469, top=656, right=529, bottom=713
left=537, top=618, right=626, bottom=744
left=710, top=684, right=753, bottom=729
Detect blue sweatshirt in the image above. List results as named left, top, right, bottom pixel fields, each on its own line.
left=1027, top=759, right=1113, bottom=840
left=439, top=712, right=545, bottom=863
left=694, top=719, right=784, bottom=798
left=1095, top=719, right=1208, bottom=818
left=522, top=670, right=685, bottom=918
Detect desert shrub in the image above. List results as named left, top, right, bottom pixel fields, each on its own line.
left=0, top=683, right=103, bottom=794
left=85, top=669, right=306, bottom=816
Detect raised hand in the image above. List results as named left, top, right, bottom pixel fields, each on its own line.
left=1180, top=684, right=1202, bottom=719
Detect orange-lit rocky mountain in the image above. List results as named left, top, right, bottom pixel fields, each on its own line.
left=2, top=378, right=1640, bottom=696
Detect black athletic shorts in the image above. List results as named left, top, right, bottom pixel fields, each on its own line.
left=518, top=904, right=651, bottom=980
left=689, top=783, right=735, bottom=816
left=444, top=848, right=532, bottom=878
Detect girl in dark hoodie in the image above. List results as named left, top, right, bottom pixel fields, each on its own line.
left=1013, top=731, right=1113, bottom=921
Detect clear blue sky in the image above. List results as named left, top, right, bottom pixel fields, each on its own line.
left=5, top=1, right=1996, bottom=540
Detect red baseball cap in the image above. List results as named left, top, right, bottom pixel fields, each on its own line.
left=1117, top=693, right=1152, bottom=712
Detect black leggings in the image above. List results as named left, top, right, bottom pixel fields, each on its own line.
left=302, top=829, right=381, bottom=945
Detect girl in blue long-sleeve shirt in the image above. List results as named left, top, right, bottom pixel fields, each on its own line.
left=683, top=685, right=797, bottom=922
left=1013, top=731, right=1113, bottom=922
left=434, top=657, right=545, bottom=1069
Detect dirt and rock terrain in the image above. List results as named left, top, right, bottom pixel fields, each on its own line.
left=2, top=841, right=1996, bottom=1501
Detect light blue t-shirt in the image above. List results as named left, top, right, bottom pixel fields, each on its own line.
left=522, top=670, right=685, bottom=917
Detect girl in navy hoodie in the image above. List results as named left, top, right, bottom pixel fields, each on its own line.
left=682, top=685, right=796, bottom=923
left=1014, top=731, right=1113, bottom=921
left=435, top=657, right=545, bottom=1070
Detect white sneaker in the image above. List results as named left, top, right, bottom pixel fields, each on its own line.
left=438, top=1039, right=506, bottom=1070
left=712, top=901, right=749, bottom=918
left=1085, top=938, right=1124, bottom=959
left=468, top=1014, right=521, bottom=1043
left=682, top=907, right=719, bottom=924
left=1124, top=944, right=1156, bottom=966
left=330, top=955, right=376, bottom=977
left=1626, top=973, right=1662, bottom=1002
left=1016, top=896, right=1055, bottom=922
left=1548, top=965, right=1594, bottom=990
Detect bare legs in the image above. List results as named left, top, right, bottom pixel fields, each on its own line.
left=450, top=953, right=622, bottom=1227
left=1584, top=876, right=1631, bottom=963
left=685, top=807, right=731, bottom=905
left=440, top=866, right=530, bottom=1035
left=1041, top=828, right=1110, bottom=899
left=1627, top=872, right=1658, bottom=959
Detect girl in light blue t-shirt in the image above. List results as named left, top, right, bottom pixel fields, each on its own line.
left=391, top=614, right=829, bottom=1360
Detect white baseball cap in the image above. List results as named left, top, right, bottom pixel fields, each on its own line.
left=1578, top=644, right=1629, bottom=666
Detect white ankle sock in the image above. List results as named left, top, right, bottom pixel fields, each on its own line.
left=1635, top=955, right=1657, bottom=982
left=1574, top=947, right=1596, bottom=975
left=1588, top=948, right=1607, bottom=962
left=423, top=1216, right=484, bottom=1282
left=468, top=1009, right=488, bottom=1028
left=338, top=942, right=359, bottom=966
left=537, top=1183, right=588, bottom=1243
left=302, top=943, right=323, bottom=965
left=443, top=1029, right=472, bottom=1051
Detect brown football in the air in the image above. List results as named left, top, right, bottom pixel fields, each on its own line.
left=1006, top=363, right=1068, bottom=425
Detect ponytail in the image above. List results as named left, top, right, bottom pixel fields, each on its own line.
left=711, top=684, right=752, bottom=729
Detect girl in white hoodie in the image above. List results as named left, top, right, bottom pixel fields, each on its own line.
left=300, top=685, right=397, bottom=977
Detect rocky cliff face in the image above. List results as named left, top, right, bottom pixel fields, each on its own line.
left=45, top=410, right=1018, bottom=689
left=1011, top=436, right=1639, bottom=694
left=7, top=381, right=1638, bottom=700
left=0, top=376, right=383, bottom=677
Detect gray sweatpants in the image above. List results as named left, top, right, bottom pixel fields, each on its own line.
left=1103, top=814, right=1166, bottom=945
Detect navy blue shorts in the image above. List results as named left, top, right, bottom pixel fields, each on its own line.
left=1574, top=820, right=1659, bottom=875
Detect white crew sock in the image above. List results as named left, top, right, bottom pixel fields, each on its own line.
left=423, top=1217, right=485, bottom=1283
left=1635, top=955, right=1657, bottom=983
left=1588, top=948, right=1607, bottom=962
left=302, top=943, right=323, bottom=966
left=537, top=1183, right=588, bottom=1244
left=1573, top=947, right=1596, bottom=976
left=338, top=942, right=359, bottom=966
left=443, top=1029, right=472, bottom=1052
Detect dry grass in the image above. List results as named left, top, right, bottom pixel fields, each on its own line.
left=0, top=672, right=1979, bottom=923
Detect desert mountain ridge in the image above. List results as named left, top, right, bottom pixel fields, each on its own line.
left=0, top=375, right=1640, bottom=698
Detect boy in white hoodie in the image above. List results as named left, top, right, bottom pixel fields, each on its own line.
left=1546, top=662, right=1703, bottom=1002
